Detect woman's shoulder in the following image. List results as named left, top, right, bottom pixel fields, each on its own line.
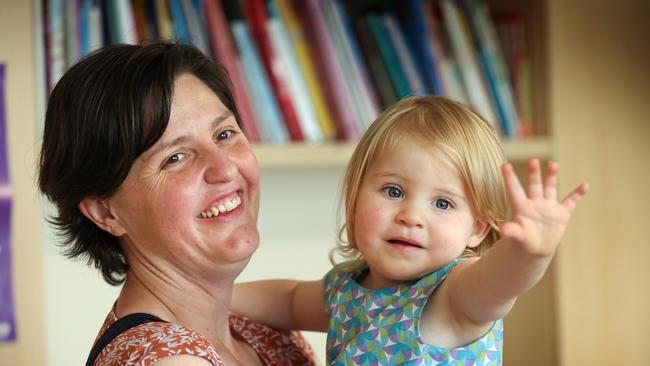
left=94, top=311, right=223, bottom=366
left=229, top=313, right=317, bottom=366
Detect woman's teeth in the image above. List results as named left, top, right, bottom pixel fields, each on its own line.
left=200, top=196, right=241, bottom=218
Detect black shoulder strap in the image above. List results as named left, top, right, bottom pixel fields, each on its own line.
left=85, top=313, right=166, bottom=366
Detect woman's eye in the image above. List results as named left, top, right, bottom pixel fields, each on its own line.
left=215, top=130, right=234, bottom=141
left=383, top=186, right=403, bottom=198
left=433, top=199, right=452, bottom=210
left=164, top=153, right=183, bottom=166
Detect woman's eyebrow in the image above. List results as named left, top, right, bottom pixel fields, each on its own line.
left=212, top=110, right=233, bottom=129
left=144, top=110, right=234, bottom=162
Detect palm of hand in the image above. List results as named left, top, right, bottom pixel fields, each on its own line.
left=500, top=160, right=588, bottom=257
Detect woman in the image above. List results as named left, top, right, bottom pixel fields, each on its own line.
left=38, top=42, right=316, bottom=365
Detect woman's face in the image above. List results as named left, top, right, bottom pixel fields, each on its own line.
left=107, top=74, right=260, bottom=278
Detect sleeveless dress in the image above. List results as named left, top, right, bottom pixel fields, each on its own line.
left=323, top=260, right=503, bottom=365
left=92, top=305, right=316, bottom=366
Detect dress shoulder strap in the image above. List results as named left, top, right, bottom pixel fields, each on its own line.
left=85, top=313, right=166, bottom=366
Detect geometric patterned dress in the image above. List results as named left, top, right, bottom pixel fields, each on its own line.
left=324, top=259, right=503, bottom=365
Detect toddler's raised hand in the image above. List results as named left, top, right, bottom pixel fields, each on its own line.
left=500, top=159, right=588, bottom=257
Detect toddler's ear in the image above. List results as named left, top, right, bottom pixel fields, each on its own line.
left=467, top=220, right=491, bottom=248
left=78, top=197, right=126, bottom=237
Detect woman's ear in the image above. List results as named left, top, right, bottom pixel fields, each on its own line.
left=467, top=220, right=491, bottom=248
left=78, top=197, right=125, bottom=237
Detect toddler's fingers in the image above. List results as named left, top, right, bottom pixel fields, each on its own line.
left=503, top=163, right=527, bottom=207
left=527, top=159, right=543, bottom=198
left=544, top=161, right=559, bottom=200
left=500, top=222, right=525, bottom=244
left=561, top=183, right=589, bottom=213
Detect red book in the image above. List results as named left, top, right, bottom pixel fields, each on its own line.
left=203, top=0, right=261, bottom=142
left=242, top=0, right=304, bottom=141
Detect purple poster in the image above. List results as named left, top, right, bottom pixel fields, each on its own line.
left=0, top=63, right=16, bottom=343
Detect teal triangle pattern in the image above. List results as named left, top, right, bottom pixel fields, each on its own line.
left=324, top=260, right=503, bottom=365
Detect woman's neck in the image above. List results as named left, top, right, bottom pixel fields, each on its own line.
left=116, top=264, right=236, bottom=345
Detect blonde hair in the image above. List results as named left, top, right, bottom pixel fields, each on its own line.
left=331, top=96, right=509, bottom=271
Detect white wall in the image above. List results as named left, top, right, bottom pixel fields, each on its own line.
left=42, top=166, right=346, bottom=365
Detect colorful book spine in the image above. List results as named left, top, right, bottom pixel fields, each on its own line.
left=203, top=0, right=261, bottom=142
left=226, top=1, right=289, bottom=143
left=321, top=0, right=369, bottom=134
left=326, top=0, right=381, bottom=131
left=301, top=0, right=360, bottom=140
left=441, top=0, right=497, bottom=128
left=243, top=0, right=304, bottom=141
left=355, top=16, right=397, bottom=108
left=168, top=0, right=192, bottom=44
left=180, top=0, right=210, bottom=54
left=402, top=0, right=444, bottom=95
left=462, top=0, right=519, bottom=138
left=267, top=0, right=323, bottom=143
left=366, top=13, right=411, bottom=99
left=156, top=0, right=175, bottom=40
left=275, top=0, right=337, bottom=139
left=382, top=13, right=426, bottom=96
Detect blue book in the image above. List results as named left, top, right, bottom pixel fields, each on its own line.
left=231, top=21, right=289, bottom=143
left=401, top=0, right=444, bottom=95
left=167, top=0, right=191, bottom=44
left=367, top=14, right=411, bottom=99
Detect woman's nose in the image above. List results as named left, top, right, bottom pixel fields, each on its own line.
left=395, top=204, right=425, bottom=228
left=204, top=151, right=238, bottom=184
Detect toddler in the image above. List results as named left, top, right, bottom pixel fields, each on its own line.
left=233, top=96, right=588, bottom=365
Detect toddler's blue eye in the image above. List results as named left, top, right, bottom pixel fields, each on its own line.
left=434, top=199, right=451, bottom=210
left=385, top=186, right=403, bottom=198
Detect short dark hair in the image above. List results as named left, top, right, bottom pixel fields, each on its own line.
left=38, top=42, right=240, bottom=285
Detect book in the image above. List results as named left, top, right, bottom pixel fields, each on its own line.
left=64, top=0, right=80, bottom=67
left=399, top=0, right=444, bottom=95
left=354, top=15, right=398, bottom=108
left=105, top=0, right=138, bottom=44
left=45, top=0, right=66, bottom=92
left=180, top=0, right=211, bottom=54
left=275, top=0, right=337, bottom=139
left=155, top=0, right=175, bottom=40
left=424, top=1, right=468, bottom=103
left=440, top=0, right=498, bottom=129
left=298, top=0, right=360, bottom=140
left=132, top=0, right=154, bottom=42
left=382, top=13, right=426, bottom=96
left=462, top=0, right=519, bottom=138
left=494, top=11, right=533, bottom=137
left=266, top=0, right=324, bottom=143
left=203, top=0, right=260, bottom=142
left=168, top=0, right=192, bottom=44
left=321, top=0, right=369, bottom=134
left=323, top=0, right=381, bottom=132
left=243, top=0, right=304, bottom=141
left=224, top=0, right=289, bottom=143
left=367, top=13, right=411, bottom=99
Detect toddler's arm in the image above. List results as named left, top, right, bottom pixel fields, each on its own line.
left=232, top=279, right=328, bottom=332
left=427, top=159, right=588, bottom=344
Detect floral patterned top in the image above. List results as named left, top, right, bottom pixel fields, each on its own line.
left=92, top=305, right=317, bottom=366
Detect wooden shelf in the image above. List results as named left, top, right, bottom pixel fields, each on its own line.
left=253, top=137, right=554, bottom=168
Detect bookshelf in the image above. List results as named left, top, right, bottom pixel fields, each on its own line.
left=41, top=0, right=552, bottom=166
left=10, top=0, right=648, bottom=366
left=254, top=137, right=554, bottom=168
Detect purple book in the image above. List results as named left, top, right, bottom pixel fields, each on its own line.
left=303, top=0, right=360, bottom=140
left=0, top=63, right=16, bottom=343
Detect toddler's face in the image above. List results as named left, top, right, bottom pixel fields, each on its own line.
left=353, top=142, right=487, bottom=289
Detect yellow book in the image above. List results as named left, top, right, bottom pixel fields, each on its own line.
left=156, top=0, right=175, bottom=40
left=276, top=0, right=337, bottom=139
